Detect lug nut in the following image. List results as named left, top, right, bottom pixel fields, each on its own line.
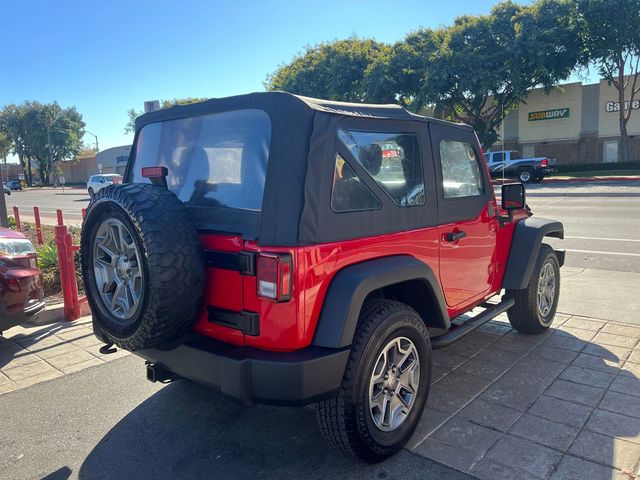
left=384, top=373, right=389, bottom=380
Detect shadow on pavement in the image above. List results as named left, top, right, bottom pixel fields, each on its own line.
left=77, top=378, right=470, bottom=480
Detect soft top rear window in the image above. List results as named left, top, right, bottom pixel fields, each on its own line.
left=131, top=109, right=271, bottom=214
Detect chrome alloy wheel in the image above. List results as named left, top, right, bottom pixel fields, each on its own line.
left=93, top=218, right=143, bottom=321
left=519, top=170, right=532, bottom=182
left=368, top=336, right=420, bottom=432
left=537, top=261, right=556, bottom=320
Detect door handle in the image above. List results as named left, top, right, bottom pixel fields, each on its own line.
left=445, top=231, right=466, bottom=242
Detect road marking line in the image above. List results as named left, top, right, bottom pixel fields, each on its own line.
left=565, top=235, right=640, bottom=243
left=565, top=249, right=640, bottom=257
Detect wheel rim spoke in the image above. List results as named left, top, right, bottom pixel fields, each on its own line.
left=93, top=218, right=144, bottom=322
left=368, top=336, right=420, bottom=432
left=537, top=261, right=556, bottom=320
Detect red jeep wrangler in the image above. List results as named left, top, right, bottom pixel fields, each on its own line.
left=81, top=92, right=564, bottom=463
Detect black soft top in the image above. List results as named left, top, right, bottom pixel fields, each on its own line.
left=133, top=92, right=456, bottom=128
left=129, top=92, right=472, bottom=246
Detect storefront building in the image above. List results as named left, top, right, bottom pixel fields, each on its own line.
left=95, top=145, right=132, bottom=175
left=498, top=78, right=640, bottom=165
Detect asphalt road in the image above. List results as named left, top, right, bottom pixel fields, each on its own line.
left=4, top=187, right=89, bottom=225
left=524, top=181, right=640, bottom=273
left=0, top=355, right=472, bottom=480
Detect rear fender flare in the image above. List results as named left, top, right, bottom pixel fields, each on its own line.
left=502, top=217, right=564, bottom=290
left=312, top=255, right=449, bottom=349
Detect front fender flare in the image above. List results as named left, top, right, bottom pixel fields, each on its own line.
left=312, top=255, right=449, bottom=349
left=502, top=217, right=564, bottom=290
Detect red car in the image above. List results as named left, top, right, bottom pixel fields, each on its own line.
left=0, top=228, right=45, bottom=333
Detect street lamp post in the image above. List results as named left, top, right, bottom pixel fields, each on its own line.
left=85, top=131, right=99, bottom=153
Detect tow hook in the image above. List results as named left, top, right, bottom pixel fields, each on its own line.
left=146, top=362, right=176, bottom=383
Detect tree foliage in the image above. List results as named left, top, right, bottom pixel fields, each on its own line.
left=266, top=38, right=392, bottom=103
left=125, top=97, right=208, bottom=133
left=265, top=0, right=581, bottom=149
left=0, top=131, right=10, bottom=162
left=0, top=102, right=85, bottom=185
left=419, top=0, right=580, bottom=148
left=575, top=0, right=640, bottom=162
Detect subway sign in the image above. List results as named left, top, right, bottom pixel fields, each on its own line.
left=528, top=108, right=570, bottom=121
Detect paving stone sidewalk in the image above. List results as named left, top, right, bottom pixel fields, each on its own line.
left=408, top=313, right=640, bottom=480
left=0, top=316, right=129, bottom=394
left=1, top=313, right=639, bottom=479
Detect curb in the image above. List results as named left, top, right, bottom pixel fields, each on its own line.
left=543, top=176, right=640, bottom=183
left=27, top=302, right=92, bottom=326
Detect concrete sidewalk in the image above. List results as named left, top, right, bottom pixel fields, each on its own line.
left=407, top=314, right=640, bottom=479
left=559, top=267, right=640, bottom=324
left=0, top=317, right=129, bottom=395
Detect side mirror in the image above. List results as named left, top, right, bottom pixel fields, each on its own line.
left=501, top=183, right=525, bottom=210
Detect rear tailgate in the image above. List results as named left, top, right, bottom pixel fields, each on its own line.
left=192, top=233, right=249, bottom=345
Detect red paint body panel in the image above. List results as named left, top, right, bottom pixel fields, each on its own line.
left=438, top=203, right=498, bottom=308
left=191, top=221, right=521, bottom=352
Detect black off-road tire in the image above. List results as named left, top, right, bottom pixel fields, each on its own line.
left=81, top=183, right=205, bottom=351
left=518, top=167, right=535, bottom=183
left=507, top=243, right=560, bottom=334
left=316, top=299, right=431, bottom=463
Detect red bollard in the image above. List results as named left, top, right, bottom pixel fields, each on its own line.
left=33, top=207, right=43, bottom=245
left=56, top=209, right=64, bottom=226
left=54, top=224, right=81, bottom=320
left=65, top=232, right=81, bottom=320
left=81, top=208, right=87, bottom=222
left=12, top=206, right=21, bottom=231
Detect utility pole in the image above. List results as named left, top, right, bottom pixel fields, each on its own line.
left=0, top=162, right=8, bottom=228
left=85, top=130, right=99, bottom=153
left=47, top=117, right=54, bottom=186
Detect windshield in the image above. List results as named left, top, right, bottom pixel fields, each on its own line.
left=131, top=109, right=271, bottom=212
left=0, top=238, right=36, bottom=256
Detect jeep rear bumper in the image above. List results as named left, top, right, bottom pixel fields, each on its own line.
left=136, top=334, right=350, bottom=406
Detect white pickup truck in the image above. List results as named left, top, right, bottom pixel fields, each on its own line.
left=485, top=150, right=554, bottom=183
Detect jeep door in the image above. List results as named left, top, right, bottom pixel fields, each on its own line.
left=429, top=122, right=498, bottom=309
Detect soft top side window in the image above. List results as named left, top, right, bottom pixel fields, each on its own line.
left=337, top=129, right=425, bottom=207
left=331, top=154, right=381, bottom=212
left=439, top=140, right=484, bottom=199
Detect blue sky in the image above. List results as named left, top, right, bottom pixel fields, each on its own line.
left=1, top=0, right=583, bottom=160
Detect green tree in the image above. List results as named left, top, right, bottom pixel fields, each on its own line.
left=265, top=37, right=392, bottom=103
left=575, top=0, right=640, bottom=163
left=0, top=104, right=35, bottom=185
left=25, top=102, right=85, bottom=185
left=418, top=0, right=580, bottom=148
left=363, top=29, right=443, bottom=110
left=125, top=97, right=208, bottom=133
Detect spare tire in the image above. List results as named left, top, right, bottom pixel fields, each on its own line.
left=81, top=183, right=205, bottom=351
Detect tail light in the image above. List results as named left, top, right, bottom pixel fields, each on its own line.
left=256, top=253, right=292, bottom=302
left=5, top=276, right=22, bottom=292
left=541, top=158, right=548, bottom=167
left=141, top=166, right=168, bottom=188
